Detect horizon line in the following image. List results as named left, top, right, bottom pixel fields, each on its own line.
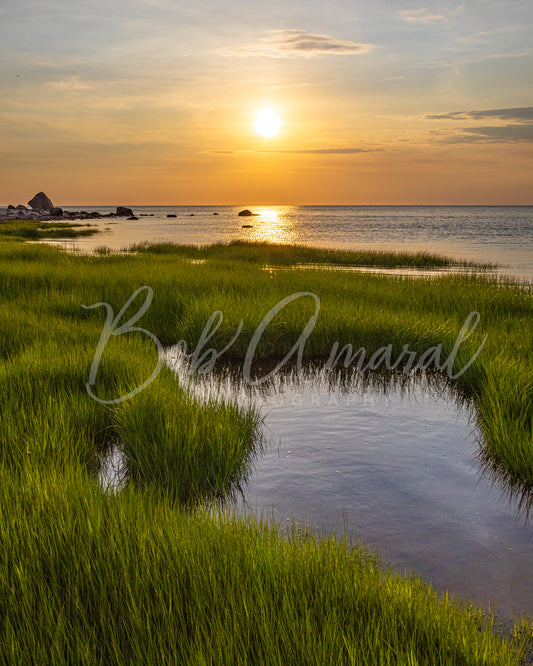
left=3, top=203, right=532, bottom=208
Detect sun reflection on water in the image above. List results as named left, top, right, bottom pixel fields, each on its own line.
left=243, top=207, right=299, bottom=245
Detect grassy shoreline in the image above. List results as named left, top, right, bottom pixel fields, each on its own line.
left=0, top=218, right=99, bottom=240
left=0, top=232, right=531, bottom=663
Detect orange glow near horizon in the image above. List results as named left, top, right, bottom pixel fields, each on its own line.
left=1, top=7, right=532, bottom=207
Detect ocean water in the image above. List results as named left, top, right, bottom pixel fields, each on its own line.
left=52, top=205, right=533, bottom=281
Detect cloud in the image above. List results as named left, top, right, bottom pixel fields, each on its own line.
left=219, top=30, right=373, bottom=58
left=399, top=8, right=447, bottom=24
left=438, top=125, right=533, bottom=144
left=425, top=107, right=533, bottom=121
left=46, top=75, right=95, bottom=91
left=207, top=147, right=382, bottom=155
left=259, top=147, right=381, bottom=154
left=425, top=107, right=533, bottom=143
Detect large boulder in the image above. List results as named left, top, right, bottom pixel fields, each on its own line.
left=116, top=206, right=133, bottom=217
left=50, top=207, right=63, bottom=217
left=28, top=192, right=54, bottom=211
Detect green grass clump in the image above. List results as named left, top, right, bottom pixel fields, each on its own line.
left=115, top=375, right=259, bottom=505
left=0, top=237, right=531, bottom=663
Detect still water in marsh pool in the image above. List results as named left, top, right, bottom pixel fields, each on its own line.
left=102, top=361, right=533, bottom=620
left=229, top=371, right=533, bottom=620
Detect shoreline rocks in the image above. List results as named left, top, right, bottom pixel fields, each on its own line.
left=0, top=192, right=137, bottom=222
left=28, top=192, right=54, bottom=211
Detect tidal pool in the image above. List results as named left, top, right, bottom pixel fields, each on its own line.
left=102, top=361, right=533, bottom=620
left=228, top=371, right=532, bottom=620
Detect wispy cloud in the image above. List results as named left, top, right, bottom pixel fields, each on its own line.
left=425, top=107, right=533, bottom=121
left=426, top=106, right=533, bottom=143
left=46, top=75, right=95, bottom=91
left=219, top=30, right=373, bottom=58
left=399, top=8, right=448, bottom=24
left=259, top=147, right=382, bottom=154
left=438, top=125, right=533, bottom=144
left=207, top=147, right=381, bottom=155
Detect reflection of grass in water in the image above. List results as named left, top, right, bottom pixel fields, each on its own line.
left=0, top=237, right=531, bottom=662
left=94, top=245, right=112, bottom=255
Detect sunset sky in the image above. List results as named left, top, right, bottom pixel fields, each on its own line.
left=1, top=0, right=532, bottom=205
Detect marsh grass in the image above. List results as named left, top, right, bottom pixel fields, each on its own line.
left=0, top=471, right=529, bottom=665
left=0, top=219, right=98, bottom=240
left=0, top=238, right=531, bottom=663
left=115, top=371, right=260, bottom=505
left=130, top=238, right=494, bottom=269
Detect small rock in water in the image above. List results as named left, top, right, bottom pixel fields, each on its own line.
left=127, top=216, right=139, bottom=220
left=242, top=224, right=253, bottom=228
left=238, top=209, right=254, bottom=216
left=116, top=206, right=134, bottom=217
left=167, top=214, right=177, bottom=218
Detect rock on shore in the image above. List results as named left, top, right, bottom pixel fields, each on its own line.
left=0, top=192, right=136, bottom=221
left=28, top=192, right=54, bottom=211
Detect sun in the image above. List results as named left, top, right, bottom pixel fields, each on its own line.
left=254, top=109, right=282, bottom=138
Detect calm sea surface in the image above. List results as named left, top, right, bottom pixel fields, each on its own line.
left=55, top=205, right=533, bottom=281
